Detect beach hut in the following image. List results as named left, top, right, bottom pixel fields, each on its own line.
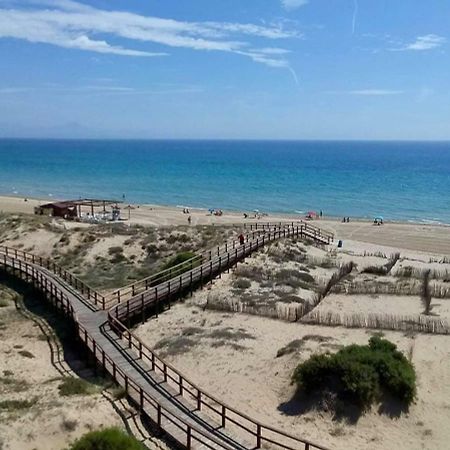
left=35, top=201, right=77, bottom=219
left=35, top=198, right=122, bottom=220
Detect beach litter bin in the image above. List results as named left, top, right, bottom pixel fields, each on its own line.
left=337, top=240, right=343, bottom=248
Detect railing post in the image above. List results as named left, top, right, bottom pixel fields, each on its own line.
left=157, top=404, right=162, bottom=428
left=187, top=426, right=192, bottom=450
left=221, top=405, right=226, bottom=428
left=197, top=390, right=201, bottom=410
left=256, top=424, right=262, bottom=449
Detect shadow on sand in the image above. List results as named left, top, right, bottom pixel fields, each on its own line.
left=278, top=387, right=410, bottom=424
left=0, top=270, right=97, bottom=381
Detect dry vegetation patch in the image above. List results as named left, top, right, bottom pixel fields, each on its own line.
left=0, top=214, right=240, bottom=291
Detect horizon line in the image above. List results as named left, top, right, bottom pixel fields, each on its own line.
left=1, top=137, right=450, bottom=143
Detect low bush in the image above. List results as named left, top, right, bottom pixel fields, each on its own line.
left=67, top=427, right=145, bottom=450
left=161, top=251, right=197, bottom=271
left=58, top=377, right=97, bottom=396
left=292, top=336, right=416, bottom=410
left=233, top=278, right=251, bottom=289
left=0, top=398, right=37, bottom=411
left=274, top=269, right=315, bottom=289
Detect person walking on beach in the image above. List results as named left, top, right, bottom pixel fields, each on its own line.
left=187, top=215, right=192, bottom=225
left=238, top=233, right=245, bottom=245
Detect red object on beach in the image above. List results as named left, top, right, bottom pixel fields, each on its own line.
left=306, top=211, right=318, bottom=220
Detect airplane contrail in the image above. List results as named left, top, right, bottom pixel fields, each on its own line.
left=352, top=0, right=358, bottom=34
left=288, top=66, right=299, bottom=86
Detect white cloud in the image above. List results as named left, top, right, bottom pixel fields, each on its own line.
left=327, top=89, right=404, bottom=96
left=0, top=0, right=296, bottom=69
left=281, top=0, right=309, bottom=10
left=256, top=47, right=292, bottom=55
left=0, top=84, right=204, bottom=95
left=391, top=34, right=446, bottom=51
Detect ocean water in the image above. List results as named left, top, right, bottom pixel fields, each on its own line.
left=0, top=139, right=449, bottom=224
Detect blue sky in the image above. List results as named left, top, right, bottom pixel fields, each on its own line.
left=0, top=0, right=449, bottom=139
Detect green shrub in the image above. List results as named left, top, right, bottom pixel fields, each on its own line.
left=108, top=246, right=123, bottom=255
left=161, top=251, right=197, bottom=271
left=292, top=336, right=416, bottom=410
left=67, top=427, right=145, bottom=450
left=0, top=398, right=37, bottom=411
left=274, top=269, right=315, bottom=288
left=58, top=377, right=97, bottom=396
left=233, top=278, right=251, bottom=289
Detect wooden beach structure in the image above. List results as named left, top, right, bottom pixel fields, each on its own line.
left=0, top=222, right=333, bottom=450
left=34, top=198, right=121, bottom=220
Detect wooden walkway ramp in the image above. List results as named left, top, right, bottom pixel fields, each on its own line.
left=0, top=222, right=333, bottom=450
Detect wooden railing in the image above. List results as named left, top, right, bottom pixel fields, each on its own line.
left=0, top=245, right=106, bottom=309
left=107, top=224, right=331, bottom=450
left=243, top=221, right=334, bottom=245
left=103, top=228, right=277, bottom=307
left=0, top=256, right=247, bottom=450
left=108, top=313, right=330, bottom=450
left=0, top=222, right=333, bottom=311
left=112, top=225, right=313, bottom=320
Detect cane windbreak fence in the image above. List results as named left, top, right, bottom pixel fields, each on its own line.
left=0, top=222, right=334, bottom=450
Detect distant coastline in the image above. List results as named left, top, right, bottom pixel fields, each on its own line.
left=1, top=193, right=449, bottom=228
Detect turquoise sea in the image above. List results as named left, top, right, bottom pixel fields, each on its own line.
left=1, top=139, right=449, bottom=224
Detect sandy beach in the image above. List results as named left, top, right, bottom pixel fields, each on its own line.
left=1, top=194, right=449, bottom=255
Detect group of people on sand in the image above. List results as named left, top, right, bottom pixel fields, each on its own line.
left=342, top=217, right=351, bottom=223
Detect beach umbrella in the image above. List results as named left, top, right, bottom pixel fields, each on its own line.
left=124, top=204, right=135, bottom=220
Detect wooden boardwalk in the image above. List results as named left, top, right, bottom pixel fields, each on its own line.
left=0, top=222, right=333, bottom=450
